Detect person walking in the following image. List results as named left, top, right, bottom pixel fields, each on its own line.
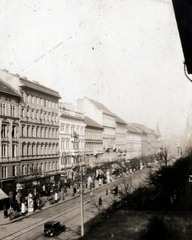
left=99, top=196, right=102, bottom=206
left=3, top=204, right=8, bottom=218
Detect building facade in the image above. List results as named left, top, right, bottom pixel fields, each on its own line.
left=77, top=97, right=116, bottom=162
left=115, top=116, right=127, bottom=159
left=84, top=116, right=103, bottom=167
left=126, top=124, right=142, bottom=159
left=0, top=78, right=21, bottom=193
left=59, top=102, right=86, bottom=181
left=0, top=69, right=61, bottom=191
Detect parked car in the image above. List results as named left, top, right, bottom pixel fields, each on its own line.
left=44, top=221, right=66, bottom=237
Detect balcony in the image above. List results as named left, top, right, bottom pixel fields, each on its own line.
left=1, top=137, right=9, bottom=142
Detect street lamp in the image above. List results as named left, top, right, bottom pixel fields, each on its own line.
left=75, top=152, right=85, bottom=237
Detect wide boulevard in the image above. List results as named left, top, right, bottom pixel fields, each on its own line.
left=0, top=168, right=149, bottom=240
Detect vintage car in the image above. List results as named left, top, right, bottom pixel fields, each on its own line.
left=44, top=221, right=66, bottom=237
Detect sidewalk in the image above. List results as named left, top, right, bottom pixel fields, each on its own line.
left=0, top=184, right=94, bottom=226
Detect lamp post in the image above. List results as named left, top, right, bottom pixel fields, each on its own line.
left=80, top=157, right=84, bottom=237
left=75, top=152, right=84, bottom=237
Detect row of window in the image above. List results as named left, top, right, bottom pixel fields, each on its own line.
left=1, top=124, right=17, bottom=138
left=1, top=144, right=17, bottom=158
left=85, top=142, right=103, bottom=152
left=21, top=161, right=58, bottom=175
left=85, top=130, right=102, bottom=140
left=60, top=124, right=84, bottom=135
left=1, top=161, right=58, bottom=179
left=21, top=142, right=58, bottom=156
left=21, top=125, right=59, bottom=138
left=24, top=93, right=58, bottom=109
left=60, top=139, right=84, bottom=150
left=22, top=107, right=58, bottom=123
left=0, top=102, right=17, bottom=117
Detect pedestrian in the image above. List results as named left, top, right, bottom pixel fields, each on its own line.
left=99, top=196, right=102, bottom=206
left=3, top=204, right=7, bottom=218
left=190, top=185, right=192, bottom=194
left=90, top=190, right=93, bottom=198
left=73, top=187, right=76, bottom=196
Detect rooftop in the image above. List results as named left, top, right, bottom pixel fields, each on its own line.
left=0, top=78, right=21, bottom=98
left=84, top=116, right=103, bottom=129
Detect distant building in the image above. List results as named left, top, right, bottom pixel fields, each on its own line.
left=115, top=116, right=127, bottom=159
left=59, top=102, right=85, bottom=181
left=77, top=97, right=116, bottom=161
left=131, top=123, right=148, bottom=157
left=126, top=123, right=142, bottom=159
left=84, top=116, right=103, bottom=167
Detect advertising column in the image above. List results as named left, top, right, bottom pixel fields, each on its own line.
left=28, top=193, right=34, bottom=212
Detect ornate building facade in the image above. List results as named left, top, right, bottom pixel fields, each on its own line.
left=0, top=69, right=61, bottom=191
left=0, top=78, right=21, bottom=192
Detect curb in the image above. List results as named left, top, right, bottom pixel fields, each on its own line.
left=0, top=188, right=94, bottom=226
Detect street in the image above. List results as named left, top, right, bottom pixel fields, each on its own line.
left=0, top=168, right=149, bottom=240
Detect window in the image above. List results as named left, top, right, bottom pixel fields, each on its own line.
left=2, top=166, right=7, bottom=178
left=22, top=165, right=25, bottom=175
left=1, top=124, right=7, bottom=138
left=31, top=164, right=34, bottom=173
left=27, top=126, right=30, bottom=137
left=27, top=144, right=30, bottom=156
left=32, top=109, right=34, bottom=119
left=12, top=166, right=16, bottom=177
left=0, top=102, right=6, bottom=115
left=36, top=145, right=39, bottom=155
left=22, top=108, right=25, bottom=118
left=1, top=144, right=7, bottom=157
left=71, top=126, right=74, bottom=135
left=22, top=125, right=25, bottom=137
left=32, top=126, right=35, bottom=137
left=12, top=144, right=16, bottom=157
left=27, top=109, right=30, bottom=118
left=12, top=125, right=16, bottom=138
left=66, top=140, right=69, bottom=150
left=22, top=144, right=25, bottom=156
left=66, top=125, right=69, bottom=134
left=7, top=104, right=10, bottom=116
left=26, top=165, right=30, bottom=175
left=10, top=105, right=16, bottom=117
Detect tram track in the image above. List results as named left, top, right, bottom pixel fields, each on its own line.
left=2, top=169, right=149, bottom=240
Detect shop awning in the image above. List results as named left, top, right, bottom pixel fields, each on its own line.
left=0, top=188, right=9, bottom=200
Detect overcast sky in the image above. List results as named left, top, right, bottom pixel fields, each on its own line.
left=0, top=0, right=191, bottom=137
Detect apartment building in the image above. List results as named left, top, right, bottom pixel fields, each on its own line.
left=0, top=78, right=21, bottom=193
left=126, top=123, right=142, bottom=159
left=0, top=69, right=61, bottom=189
left=84, top=116, right=103, bottom=167
left=59, top=102, right=85, bottom=181
left=77, top=97, right=116, bottom=162
left=115, top=116, right=127, bottom=158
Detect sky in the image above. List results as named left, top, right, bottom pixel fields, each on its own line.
left=0, top=0, right=192, bottom=137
